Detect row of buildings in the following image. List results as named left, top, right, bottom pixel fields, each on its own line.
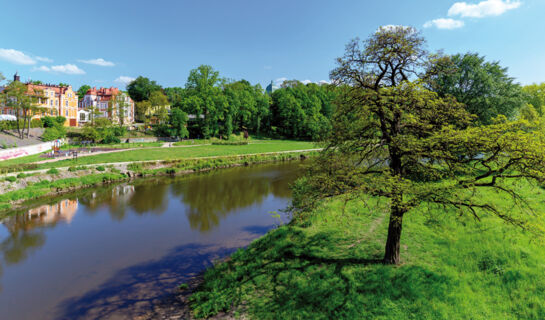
left=0, top=73, right=135, bottom=127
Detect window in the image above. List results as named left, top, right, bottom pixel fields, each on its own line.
left=65, top=110, right=68, bottom=117
left=65, top=101, right=68, bottom=107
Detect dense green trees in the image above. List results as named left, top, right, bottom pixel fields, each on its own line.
left=270, top=81, right=334, bottom=140
left=77, top=85, right=91, bottom=101
left=522, top=83, right=545, bottom=115
left=294, top=26, right=545, bottom=265
left=127, top=76, right=162, bottom=102
left=426, top=53, right=524, bottom=125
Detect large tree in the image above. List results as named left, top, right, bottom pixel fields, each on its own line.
left=425, top=52, right=524, bottom=125
left=127, top=76, right=162, bottom=102
left=295, top=26, right=545, bottom=265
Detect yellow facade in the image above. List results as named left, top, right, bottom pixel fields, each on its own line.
left=31, top=85, right=79, bottom=126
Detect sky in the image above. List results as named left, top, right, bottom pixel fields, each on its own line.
left=0, top=0, right=543, bottom=90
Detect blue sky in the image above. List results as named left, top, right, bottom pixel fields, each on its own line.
left=0, top=0, right=542, bottom=90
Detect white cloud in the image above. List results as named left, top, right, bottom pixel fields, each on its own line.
left=301, top=79, right=312, bottom=85
left=78, top=58, right=115, bottom=67
left=115, top=76, right=136, bottom=85
left=448, top=0, right=521, bottom=18
left=51, top=64, right=85, bottom=75
left=35, top=56, right=53, bottom=63
left=274, top=77, right=288, bottom=86
left=32, top=66, right=51, bottom=72
left=0, top=49, right=36, bottom=65
left=424, top=18, right=465, bottom=29
left=318, top=80, right=330, bottom=85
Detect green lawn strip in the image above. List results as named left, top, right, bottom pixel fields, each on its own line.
left=0, top=172, right=126, bottom=212
left=60, top=142, right=164, bottom=150
left=189, top=182, right=545, bottom=319
left=31, top=141, right=316, bottom=170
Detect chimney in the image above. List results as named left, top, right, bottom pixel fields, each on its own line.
left=14, top=72, right=20, bottom=82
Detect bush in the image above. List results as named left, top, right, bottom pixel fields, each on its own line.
left=96, top=166, right=106, bottom=172
left=31, top=119, right=43, bottom=128
left=5, top=176, right=16, bottom=182
left=47, top=168, right=59, bottom=175
left=42, top=126, right=66, bottom=141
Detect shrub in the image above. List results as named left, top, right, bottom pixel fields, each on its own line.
left=47, top=168, right=59, bottom=175
left=5, top=176, right=16, bottom=182
left=96, top=166, right=106, bottom=172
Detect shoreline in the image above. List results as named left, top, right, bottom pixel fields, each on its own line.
left=0, top=150, right=316, bottom=218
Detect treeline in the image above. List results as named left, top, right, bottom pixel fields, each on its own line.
left=126, top=65, right=336, bottom=140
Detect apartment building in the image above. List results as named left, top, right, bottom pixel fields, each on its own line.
left=78, top=87, right=135, bottom=125
left=0, top=73, right=79, bottom=126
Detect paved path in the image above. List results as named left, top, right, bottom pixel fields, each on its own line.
left=35, top=144, right=210, bottom=164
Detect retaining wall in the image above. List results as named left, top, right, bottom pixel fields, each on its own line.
left=0, top=141, right=54, bottom=161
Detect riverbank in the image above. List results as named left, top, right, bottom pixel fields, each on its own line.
left=0, top=140, right=315, bottom=173
left=0, top=150, right=318, bottom=215
left=184, top=181, right=545, bottom=319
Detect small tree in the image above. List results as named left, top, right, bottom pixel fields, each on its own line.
left=296, top=26, right=545, bottom=265
left=169, top=108, right=189, bottom=139
left=1, top=81, right=42, bottom=139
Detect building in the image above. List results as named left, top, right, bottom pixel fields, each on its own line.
left=265, top=80, right=279, bottom=95
left=0, top=73, right=79, bottom=127
left=79, top=87, right=135, bottom=125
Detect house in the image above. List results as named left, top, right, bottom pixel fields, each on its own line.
left=79, top=87, right=135, bottom=125
left=0, top=73, right=79, bottom=127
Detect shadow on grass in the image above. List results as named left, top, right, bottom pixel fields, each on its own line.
left=191, top=227, right=454, bottom=319
left=53, top=243, right=237, bottom=320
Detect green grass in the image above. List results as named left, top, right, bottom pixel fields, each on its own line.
left=190, top=181, right=545, bottom=319
left=1, top=140, right=316, bottom=171
left=0, top=172, right=126, bottom=212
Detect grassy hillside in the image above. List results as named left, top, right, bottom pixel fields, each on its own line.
left=189, top=181, right=545, bottom=319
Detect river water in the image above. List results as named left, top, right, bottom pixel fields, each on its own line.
left=0, top=162, right=303, bottom=319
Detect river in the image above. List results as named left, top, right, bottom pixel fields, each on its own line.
left=0, top=161, right=303, bottom=319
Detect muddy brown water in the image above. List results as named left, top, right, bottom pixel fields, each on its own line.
left=0, top=161, right=303, bottom=319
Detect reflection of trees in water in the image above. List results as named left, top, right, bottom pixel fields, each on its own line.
left=170, top=163, right=301, bottom=232
left=78, top=181, right=169, bottom=219
left=0, top=229, right=46, bottom=293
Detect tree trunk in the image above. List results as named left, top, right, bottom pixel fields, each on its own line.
left=383, top=207, right=404, bottom=264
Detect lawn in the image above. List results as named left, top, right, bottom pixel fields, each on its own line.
left=0, top=140, right=317, bottom=171
left=189, top=180, right=545, bottom=319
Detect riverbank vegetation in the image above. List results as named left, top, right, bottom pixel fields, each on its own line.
left=189, top=182, right=545, bottom=319
left=0, top=151, right=317, bottom=215
left=187, top=26, right=545, bottom=319
left=0, top=140, right=316, bottom=173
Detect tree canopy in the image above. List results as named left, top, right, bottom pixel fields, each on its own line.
left=127, top=76, right=162, bottom=102
left=425, top=52, right=524, bottom=125
left=294, top=26, right=545, bottom=265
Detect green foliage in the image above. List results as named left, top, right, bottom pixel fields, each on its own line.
left=299, top=26, right=545, bottom=265
left=95, top=166, right=106, bottom=172
left=211, top=133, right=249, bottom=145
left=127, top=76, right=162, bottom=102
left=47, top=168, right=59, bottom=174
left=42, top=126, right=66, bottom=141
left=522, top=83, right=545, bottom=115
left=77, top=85, right=91, bottom=100
left=5, top=176, right=16, bottom=182
left=169, top=108, right=189, bottom=139
left=270, top=81, right=334, bottom=140
left=426, top=52, right=524, bottom=125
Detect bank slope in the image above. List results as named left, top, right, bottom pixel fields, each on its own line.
left=189, top=185, right=545, bottom=319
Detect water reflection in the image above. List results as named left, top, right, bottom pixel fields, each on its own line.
left=0, top=162, right=303, bottom=319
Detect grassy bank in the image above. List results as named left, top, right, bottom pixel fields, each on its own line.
left=0, top=140, right=316, bottom=173
left=0, top=151, right=316, bottom=216
left=189, top=181, right=545, bottom=319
